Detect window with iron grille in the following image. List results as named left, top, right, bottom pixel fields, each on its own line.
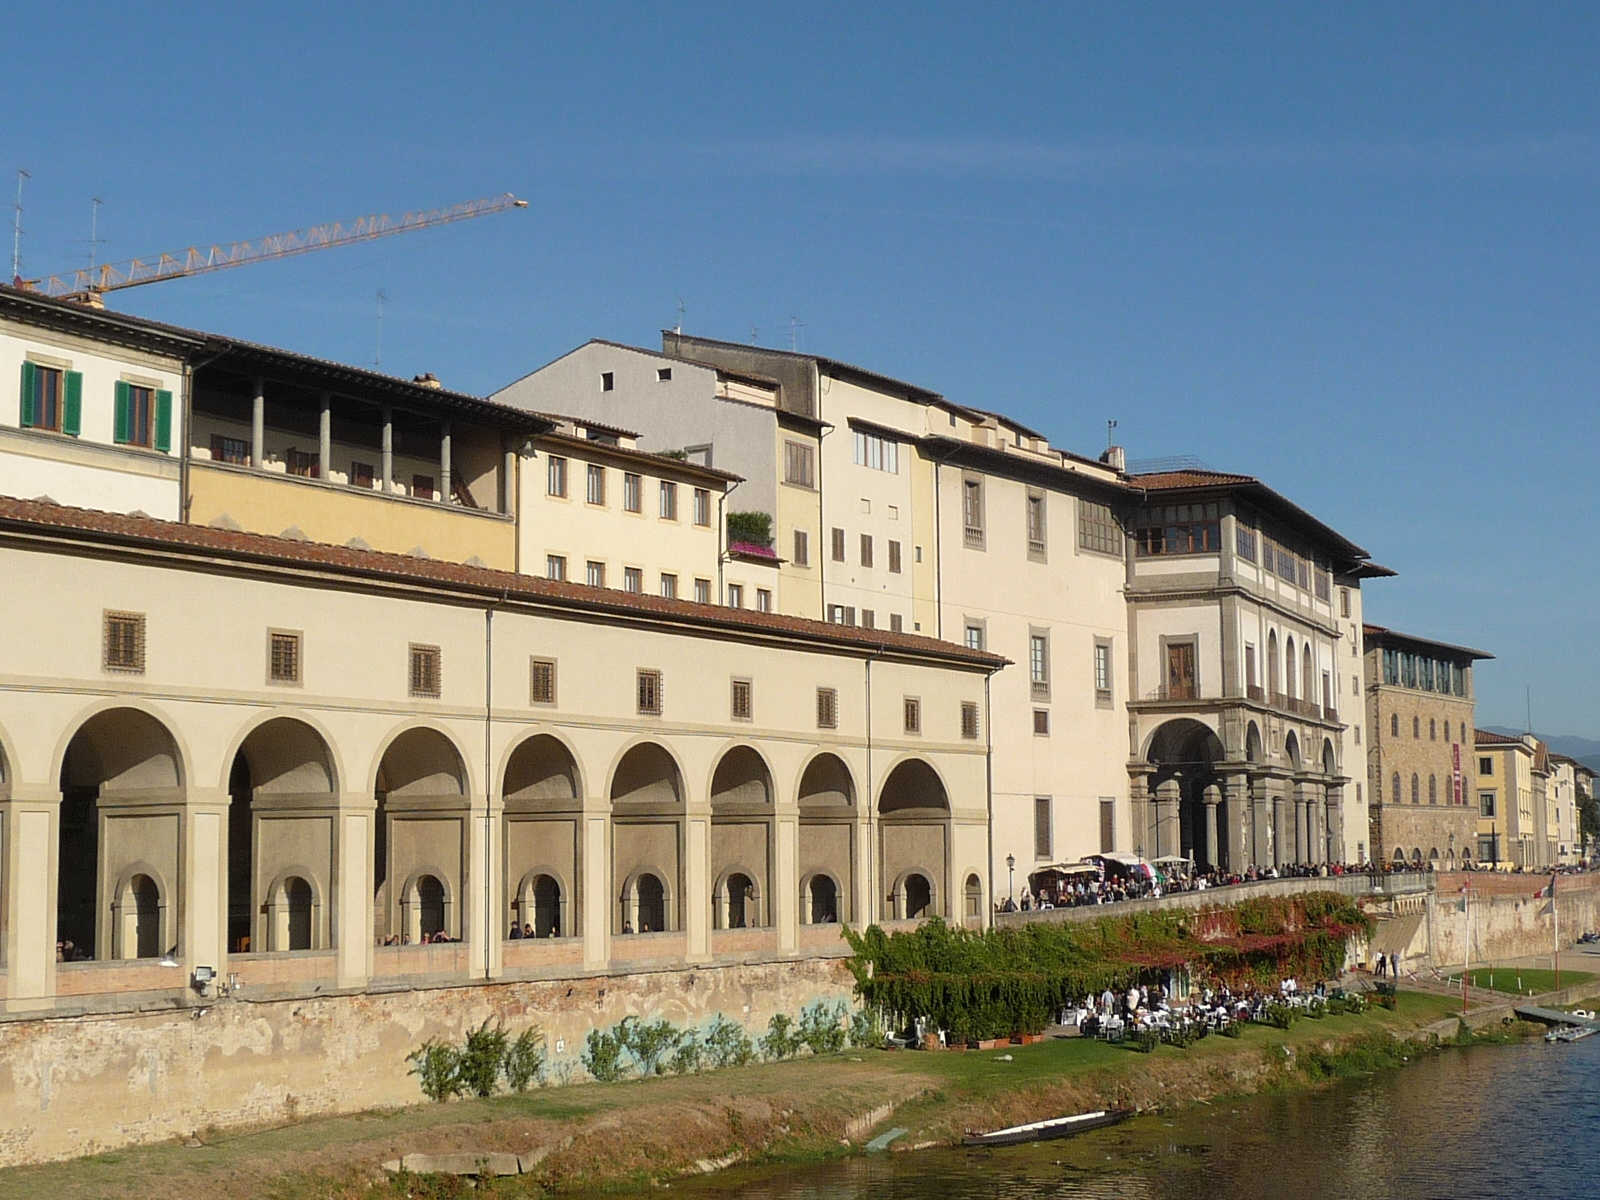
left=1078, top=498, right=1120, bottom=556
left=547, top=456, right=568, bottom=497
left=961, top=701, right=980, bottom=740
left=104, top=611, right=146, bottom=674
left=586, top=463, right=606, bottom=506
left=1034, top=797, right=1053, bottom=859
left=1033, top=708, right=1050, bottom=736
left=623, top=472, right=642, bottom=512
left=731, top=678, right=752, bottom=721
left=637, top=669, right=663, bottom=715
left=269, top=630, right=302, bottom=685
left=816, top=687, right=838, bottom=729
left=659, top=480, right=678, bottom=520
left=409, top=644, right=441, bottom=698
left=784, top=440, right=815, bottom=487
left=903, top=696, right=921, bottom=734
left=530, top=658, right=556, bottom=705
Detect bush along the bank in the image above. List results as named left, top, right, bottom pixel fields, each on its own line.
left=843, top=892, right=1372, bottom=1040
left=577, top=1001, right=855, bottom=1083
left=408, top=1020, right=548, bottom=1101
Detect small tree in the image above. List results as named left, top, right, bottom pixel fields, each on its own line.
left=503, top=1027, right=547, bottom=1092
left=458, top=1021, right=509, bottom=1097
left=407, top=1038, right=462, bottom=1102
left=726, top=511, right=773, bottom=547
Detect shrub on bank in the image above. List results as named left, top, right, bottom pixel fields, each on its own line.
left=408, top=1020, right=548, bottom=1100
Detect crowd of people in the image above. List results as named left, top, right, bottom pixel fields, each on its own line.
left=378, top=931, right=461, bottom=946
left=1067, top=976, right=1329, bottom=1041
left=1008, top=860, right=1366, bottom=912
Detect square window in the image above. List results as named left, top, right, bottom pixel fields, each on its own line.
left=961, top=701, right=980, bottom=740
left=731, top=678, right=752, bottom=721
left=965, top=622, right=985, bottom=652
left=287, top=448, right=318, bottom=479
left=659, top=480, right=679, bottom=520
left=637, top=668, right=662, bottom=715
left=827, top=604, right=856, bottom=626
left=623, top=472, right=642, bottom=513
left=409, top=644, right=442, bottom=699
left=103, top=611, right=146, bottom=674
left=903, top=696, right=921, bottom=734
left=546, top=554, right=567, bottom=582
left=530, top=657, right=557, bottom=705
left=660, top=573, right=678, bottom=599
left=1479, top=757, right=1493, bottom=776
left=1033, top=709, right=1050, bottom=736
left=121, top=384, right=156, bottom=448
left=623, top=566, right=642, bottom=593
left=656, top=367, right=672, bottom=382
left=350, top=459, right=375, bottom=488
left=412, top=473, right=435, bottom=500
left=756, top=588, right=772, bottom=613
left=1077, top=499, right=1121, bottom=555
left=269, top=630, right=302, bottom=685
left=212, top=434, right=250, bottom=466
left=816, top=687, right=838, bottom=729
left=586, top=561, right=606, bottom=588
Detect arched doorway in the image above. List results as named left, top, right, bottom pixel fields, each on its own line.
left=58, top=708, right=184, bottom=960
left=878, top=759, right=949, bottom=921
left=376, top=729, right=467, bottom=943
left=804, top=873, right=840, bottom=924
left=611, top=744, right=682, bottom=935
left=711, top=746, right=772, bottom=930
left=503, top=735, right=581, bottom=941
left=228, top=717, right=336, bottom=954
left=798, top=753, right=855, bottom=926
left=1143, top=719, right=1227, bottom=870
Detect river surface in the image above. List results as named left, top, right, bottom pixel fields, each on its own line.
left=666, top=1034, right=1600, bottom=1200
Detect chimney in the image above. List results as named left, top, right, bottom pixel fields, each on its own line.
left=412, top=372, right=443, bottom=389
left=1100, top=445, right=1126, bottom=473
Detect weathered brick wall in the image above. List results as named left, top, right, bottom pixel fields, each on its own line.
left=1424, top=871, right=1600, bottom=966
left=0, top=957, right=856, bottom=1168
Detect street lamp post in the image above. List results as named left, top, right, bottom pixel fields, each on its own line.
left=1006, top=854, right=1016, bottom=906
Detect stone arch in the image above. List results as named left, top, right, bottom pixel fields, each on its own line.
left=1284, top=636, right=1298, bottom=700
left=502, top=732, right=582, bottom=807
left=620, top=868, right=671, bottom=934
left=710, top=746, right=773, bottom=933
left=800, top=870, right=842, bottom=924
left=964, top=872, right=984, bottom=921
left=502, top=733, right=582, bottom=943
left=400, top=870, right=451, bottom=942
left=878, top=758, right=950, bottom=921
left=798, top=752, right=856, bottom=925
left=1392, top=846, right=1406, bottom=864
left=710, top=744, right=773, bottom=810
left=890, top=868, right=936, bottom=921
left=262, top=868, right=323, bottom=951
left=1283, top=730, right=1301, bottom=771
left=1143, top=718, right=1228, bottom=871
left=58, top=706, right=187, bottom=959
left=1245, top=722, right=1263, bottom=764
left=108, top=864, right=170, bottom=961
left=610, top=742, right=684, bottom=937
left=376, top=728, right=470, bottom=944
left=511, top=869, right=567, bottom=938
left=228, top=716, right=339, bottom=954
left=1302, top=644, right=1315, bottom=707
left=609, top=741, right=684, bottom=808
left=1322, top=739, right=1337, bottom=776
left=1267, top=630, right=1280, bottom=697
left=714, top=866, right=762, bottom=929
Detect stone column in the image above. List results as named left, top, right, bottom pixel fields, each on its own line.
left=1224, top=774, right=1249, bottom=870
left=773, top=813, right=798, bottom=953
left=1129, top=773, right=1153, bottom=860
left=1292, top=783, right=1307, bottom=864
left=318, top=392, right=332, bottom=481
left=1202, top=784, right=1221, bottom=871
left=2, top=786, right=60, bottom=1012
left=1155, top=778, right=1182, bottom=859
left=502, top=440, right=517, bottom=516
left=854, top=808, right=874, bottom=927
left=381, top=406, right=394, bottom=494
left=1270, top=781, right=1286, bottom=869
left=684, top=812, right=712, bottom=964
left=181, top=788, right=230, bottom=991
left=250, top=378, right=266, bottom=469
left=440, top=421, right=452, bottom=505
left=580, top=796, right=611, bottom=971
left=463, top=794, right=501, bottom=980
left=331, top=792, right=376, bottom=989
left=1327, top=784, right=1345, bottom=864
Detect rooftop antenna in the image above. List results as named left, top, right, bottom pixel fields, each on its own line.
left=11, top=169, right=29, bottom=284
left=71, top=198, right=108, bottom=275
left=1107, top=419, right=1119, bottom=448
left=1526, top=685, right=1533, bottom=736
left=675, top=297, right=685, bottom=335
left=750, top=324, right=759, bottom=345
left=787, top=315, right=805, bottom=351
left=375, top=287, right=387, bottom=369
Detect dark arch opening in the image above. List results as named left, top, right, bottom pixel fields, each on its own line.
left=417, top=874, right=446, bottom=939
left=724, top=871, right=755, bottom=928
left=635, top=872, right=666, bottom=933
left=532, top=874, right=561, bottom=937
left=878, top=759, right=949, bottom=814
left=1145, top=719, right=1228, bottom=871
left=611, top=743, right=682, bottom=807
left=799, top=753, right=855, bottom=809
left=375, top=729, right=466, bottom=941
left=964, top=872, right=983, bottom=919
left=285, top=876, right=313, bottom=951
left=503, top=735, right=579, bottom=804
left=807, top=874, right=839, bottom=924
left=711, top=746, right=773, bottom=809
left=903, top=872, right=932, bottom=919
left=131, top=874, right=161, bottom=960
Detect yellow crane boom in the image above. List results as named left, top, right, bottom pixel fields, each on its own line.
left=22, top=193, right=527, bottom=302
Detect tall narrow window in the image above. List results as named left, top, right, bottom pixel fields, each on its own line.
left=693, top=578, right=711, bottom=603
left=727, top=583, right=744, bottom=608
left=529, top=658, right=556, bottom=705
left=637, top=669, right=662, bottom=715
left=861, top=609, right=876, bottom=629
left=860, top=533, right=874, bottom=568
left=784, top=440, right=815, bottom=487
left=1245, top=644, right=1258, bottom=694
left=269, top=630, right=302, bottom=685
left=793, top=529, right=810, bottom=567
left=889, top=613, right=903, bottom=633
left=1099, top=799, right=1116, bottom=853
left=888, top=540, right=902, bottom=573
left=965, top=622, right=985, bottom=651
left=103, top=611, right=146, bottom=674
left=20, top=362, right=81, bottom=435
left=756, top=588, right=772, bottom=613
left=601, top=371, right=614, bottom=391
left=1165, top=641, right=1197, bottom=700
left=1029, top=632, right=1050, bottom=700
left=1027, top=491, right=1047, bottom=557
left=623, top=566, right=642, bottom=593
left=831, top=527, right=846, bottom=562
left=731, top=678, right=752, bottom=721
left=961, top=701, right=980, bottom=740
left=962, top=477, right=985, bottom=547
left=546, top=554, right=567, bottom=582
left=903, top=697, right=921, bottom=734
left=1033, top=709, right=1051, bottom=735
left=816, top=687, right=838, bottom=729
left=1094, top=640, right=1113, bottom=702
left=586, top=560, right=606, bottom=588
left=693, top=488, right=711, bottom=526
left=586, top=463, right=606, bottom=506
left=659, top=573, right=678, bottom=599
left=1034, top=797, right=1053, bottom=859
left=114, top=382, right=164, bottom=449
left=623, top=472, right=642, bottom=513
left=659, top=480, right=679, bottom=520
left=409, top=644, right=441, bottom=699
left=547, top=456, right=568, bottom=498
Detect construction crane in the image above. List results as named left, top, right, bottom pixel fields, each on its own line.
left=18, top=193, right=527, bottom=305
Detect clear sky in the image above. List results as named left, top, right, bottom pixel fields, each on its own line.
left=7, top=3, right=1598, bottom=736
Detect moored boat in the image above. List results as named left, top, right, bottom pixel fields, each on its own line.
left=962, top=1109, right=1131, bottom=1148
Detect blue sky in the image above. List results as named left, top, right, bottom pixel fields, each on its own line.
left=7, top=3, right=1598, bottom=735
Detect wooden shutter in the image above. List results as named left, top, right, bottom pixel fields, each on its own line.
left=19, top=360, right=36, bottom=427
left=113, top=381, right=131, bottom=444
left=62, top=370, right=83, bottom=436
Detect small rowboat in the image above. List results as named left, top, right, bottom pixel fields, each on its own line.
left=962, top=1109, right=1131, bottom=1148
left=1545, top=1025, right=1598, bottom=1044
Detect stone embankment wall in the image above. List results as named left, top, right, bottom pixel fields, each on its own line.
left=1422, top=871, right=1600, bottom=968
left=0, top=956, right=855, bottom=1168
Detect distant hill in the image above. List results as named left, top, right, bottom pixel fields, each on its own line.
left=1480, top=727, right=1600, bottom=774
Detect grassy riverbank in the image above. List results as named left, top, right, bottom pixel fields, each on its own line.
left=0, top=989, right=1522, bottom=1200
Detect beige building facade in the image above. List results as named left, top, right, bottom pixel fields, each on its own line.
left=1362, top=625, right=1488, bottom=870
left=1473, top=730, right=1542, bottom=868
left=0, top=497, right=999, bottom=1015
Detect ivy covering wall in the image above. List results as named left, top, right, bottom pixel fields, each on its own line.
left=844, top=893, right=1371, bottom=1042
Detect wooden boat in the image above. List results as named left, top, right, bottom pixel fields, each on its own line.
left=962, top=1109, right=1131, bottom=1148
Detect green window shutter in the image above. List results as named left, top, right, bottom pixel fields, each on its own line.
left=62, top=370, right=83, bottom=436
left=19, top=360, right=36, bottom=427
left=113, top=380, right=131, bottom=444
left=154, top=389, right=173, bottom=452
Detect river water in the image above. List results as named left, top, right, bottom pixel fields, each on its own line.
left=668, top=1035, right=1600, bottom=1200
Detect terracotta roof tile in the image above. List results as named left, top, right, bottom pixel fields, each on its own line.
left=1129, top=469, right=1256, bottom=489
left=0, top=495, right=1005, bottom=669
